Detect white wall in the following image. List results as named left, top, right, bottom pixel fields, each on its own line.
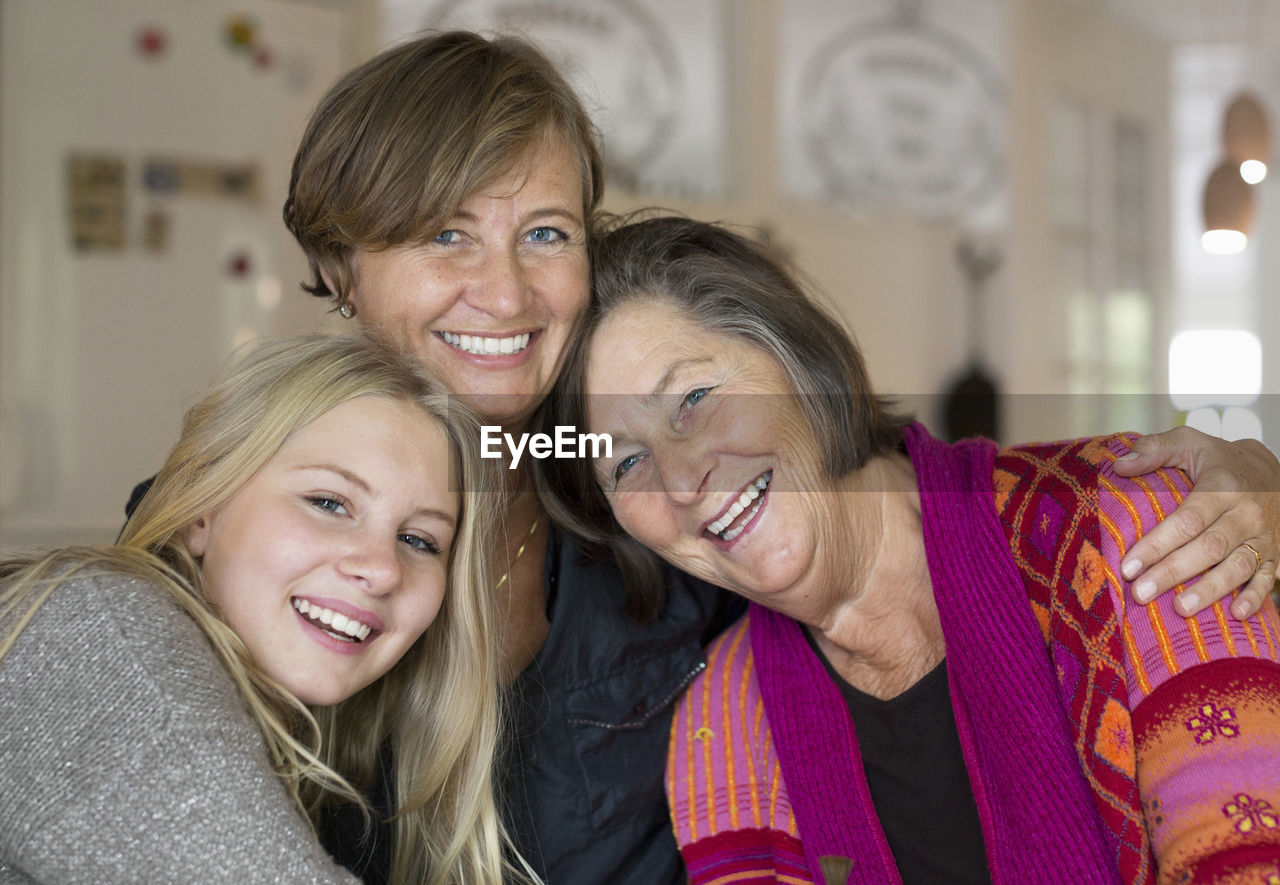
left=600, top=0, right=1174, bottom=444
left=0, top=0, right=352, bottom=549
left=0, top=0, right=1207, bottom=551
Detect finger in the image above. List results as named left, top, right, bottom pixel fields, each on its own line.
left=1154, top=544, right=1268, bottom=618
left=1111, top=427, right=1201, bottom=477
left=1229, top=565, right=1276, bottom=620
left=1123, top=494, right=1228, bottom=592
left=1136, top=525, right=1233, bottom=609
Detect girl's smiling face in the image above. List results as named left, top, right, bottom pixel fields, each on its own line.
left=184, top=395, right=458, bottom=706
left=586, top=299, right=845, bottom=607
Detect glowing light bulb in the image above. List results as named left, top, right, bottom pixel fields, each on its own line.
left=1201, top=229, right=1247, bottom=254
left=1240, top=159, right=1267, bottom=184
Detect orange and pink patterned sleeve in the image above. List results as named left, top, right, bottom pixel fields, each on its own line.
left=1099, top=436, right=1280, bottom=884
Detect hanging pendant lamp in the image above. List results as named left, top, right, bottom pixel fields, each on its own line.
left=1201, top=159, right=1253, bottom=254
left=1223, top=91, right=1270, bottom=184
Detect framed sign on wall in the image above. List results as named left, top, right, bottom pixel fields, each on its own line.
left=780, top=0, right=1007, bottom=222
left=383, top=0, right=731, bottom=197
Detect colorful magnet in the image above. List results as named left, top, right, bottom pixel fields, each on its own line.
left=225, top=15, right=257, bottom=53
left=142, top=160, right=180, bottom=194
left=135, top=25, right=168, bottom=60
left=226, top=250, right=253, bottom=279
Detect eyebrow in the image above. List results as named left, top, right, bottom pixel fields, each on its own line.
left=643, top=357, right=713, bottom=406
left=297, top=464, right=457, bottom=526
left=449, top=207, right=584, bottom=227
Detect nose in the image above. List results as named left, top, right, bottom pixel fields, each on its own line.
left=467, top=248, right=530, bottom=320
left=337, top=531, right=402, bottom=596
left=656, top=443, right=715, bottom=506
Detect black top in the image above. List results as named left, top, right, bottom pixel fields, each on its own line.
left=498, top=525, right=743, bottom=883
left=809, top=636, right=991, bottom=885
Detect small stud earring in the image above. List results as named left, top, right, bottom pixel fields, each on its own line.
left=338, top=301, right=355, bottom=319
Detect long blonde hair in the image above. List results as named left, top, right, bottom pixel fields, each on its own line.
left=0, top=333, right=515, bottom=885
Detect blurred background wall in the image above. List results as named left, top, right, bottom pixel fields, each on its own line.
left=1, top=0, right=1276, bottom=549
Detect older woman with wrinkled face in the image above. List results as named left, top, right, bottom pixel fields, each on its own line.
left=537, top=214, right=1280, bottom=883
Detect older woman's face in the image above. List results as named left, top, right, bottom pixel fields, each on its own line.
left=346, top=139, right=589, bottom=430
left=586, top=299, right=837, bottom=603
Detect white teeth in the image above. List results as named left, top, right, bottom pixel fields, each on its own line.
left=291, top=598, right=374, bottom=642
left=441, top=331, right=531, bottom=355
left=720, top=506, right=758, bottom=542
left=707, top=472, right=772, bottom=538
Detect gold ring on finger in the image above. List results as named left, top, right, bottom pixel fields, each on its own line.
left=1241, top=542, right=1264, bottom=574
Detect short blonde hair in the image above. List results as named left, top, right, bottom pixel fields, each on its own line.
left=2, top=333, right=514, bottom=885
left=284, top=30, right=604, bottom=309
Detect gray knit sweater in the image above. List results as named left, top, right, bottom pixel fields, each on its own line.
left=0, top=571, right=360, bottom=884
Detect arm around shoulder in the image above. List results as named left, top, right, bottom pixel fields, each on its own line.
left=1099, top=447, right=1280, bottom=879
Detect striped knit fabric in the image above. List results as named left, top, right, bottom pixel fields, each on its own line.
left=667, top=616, right=809, bottom=883
left=667, top=433, right=1280, bottom=884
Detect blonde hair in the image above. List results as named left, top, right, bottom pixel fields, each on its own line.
left=283, top=29, right=604, bottom=309
left=0, top=333, right=517, bottom=885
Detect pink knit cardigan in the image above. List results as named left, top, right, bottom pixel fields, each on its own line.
left=667, top=428, right=1280, bottom=884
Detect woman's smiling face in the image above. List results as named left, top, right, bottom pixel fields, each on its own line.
left=184, top=395, right=458, bottom=707
left=586, top=298, right=842, bottom=605
left=345, top=139, right=589, bottom=431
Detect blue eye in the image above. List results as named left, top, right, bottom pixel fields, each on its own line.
left=527, top=226, right=565, bottom=244
left=399, top=533, right=442, bottom=556
left=613, top=452, right=643, bottom=482
left=307, top=495, right=348, bottom=515
left=433, top=229, right=461, bottom=245
left=682, top=388, right=709, bottom=409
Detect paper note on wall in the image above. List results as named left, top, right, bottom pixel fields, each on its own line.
left=66, top=153, right=126, bottom=251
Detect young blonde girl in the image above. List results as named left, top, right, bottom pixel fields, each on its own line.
left=0, top=333, right=519, bottom=885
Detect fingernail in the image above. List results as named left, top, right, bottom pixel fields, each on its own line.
left=1122, top=558, right=1142, bottom=581
left=1117, top=451, right=1140, bottom=461
left=1132, top=580, right=1156, bottom=603
left=1177, top=592, right=1199, bottom=614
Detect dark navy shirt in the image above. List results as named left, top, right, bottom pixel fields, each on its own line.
left=500, top=525, right=743, bottom=883
left=321, top=524, right=743, bottom=884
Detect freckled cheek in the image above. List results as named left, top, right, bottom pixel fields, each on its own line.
left=363, top=272, right=458, bottom=336
left=403, top=575, right=448, bottom=635
left=616, top=497, right=683, bottom=551
left=610, top=498, right=650, bottom=544
left=537, top=261, right=589, bottom=319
